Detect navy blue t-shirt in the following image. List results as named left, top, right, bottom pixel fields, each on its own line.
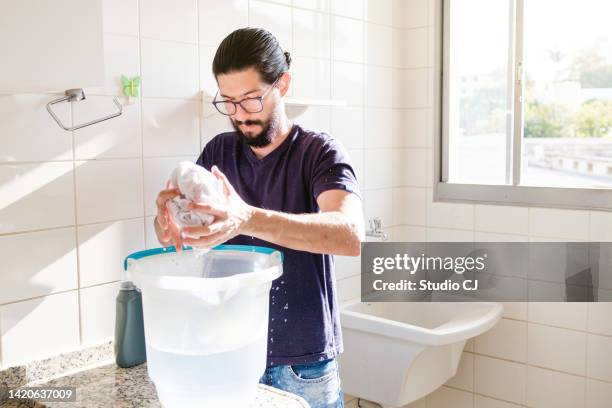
left=195, top=124, right=360, bottom=367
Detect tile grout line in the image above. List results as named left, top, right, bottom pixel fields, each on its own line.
left=473, top=199, right=476, bottom=240
left=0, top=295, right=3, bottom=367
left=255, top=0, right=409, bottom=29
left=426, top=0, right=438, bottom=381
left=0, top=154, right=198, bottom=166
left=487, top=315, right=612, bottom=339
left=523, top=300, right=531, bottom=405
left=443, top=384, right=526, bottom=407
left=137, top=0, right=146, bottom=253
left=196, top=0, right=202, bottom=158
left=530, top=314, right=608, bottom=336
left=584, top=302, right=589, bottom=406
left=526, top=202, right=532, bottom=372
left=75, top=280, right=123, bottom=292
left=68, top=94, right=200, bottom=101
left=587, top=210, right=591, bottom=240
left=0, top=286, right=119, bottom=309
left=0, top=215, right=159, bottom=238
left=472, top=335, right=476, bottom=405
left=288, top=54, right=426, bottom=70
left=361, top=0, right=367, bottom=212
left=71, top=95, right=84, bottom=348
left=465, top=349, right=612, bottom=384
left=290, top=0, right=295, bottom=94
left=524, top=308, right=530, bottom=406
left=424, top=0, right=431, bottom=245
left=325, top=1, right=331, bottom=133
left=584, top=322, right=589, bottom=407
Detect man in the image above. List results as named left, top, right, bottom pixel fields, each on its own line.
left=154, top=27, right=364, bottom=408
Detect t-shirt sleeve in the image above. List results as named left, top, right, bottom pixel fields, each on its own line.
left=311, top=137, right=361, bottom=200
left=195, top=139, right=214, bottom=171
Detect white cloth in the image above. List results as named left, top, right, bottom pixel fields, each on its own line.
left=166, top=161, right=224, bottom=238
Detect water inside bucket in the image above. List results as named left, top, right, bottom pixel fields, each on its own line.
left=148, top=334, right=267, bottom=407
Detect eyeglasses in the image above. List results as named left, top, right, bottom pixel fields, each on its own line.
left=212, top=76, right=281, bottom=116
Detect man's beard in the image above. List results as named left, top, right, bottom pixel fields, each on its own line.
left=231, top=109, right=281, bottom=148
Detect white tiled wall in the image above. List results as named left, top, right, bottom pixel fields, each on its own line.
left=365, top=1, right=612, bottom=408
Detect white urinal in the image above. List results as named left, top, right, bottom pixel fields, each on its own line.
left=338, top=301, right=502, bottom=407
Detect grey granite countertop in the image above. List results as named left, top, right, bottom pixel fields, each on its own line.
left=0, top=362, right=309, bottom=408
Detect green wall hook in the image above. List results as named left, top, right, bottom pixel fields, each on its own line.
left=121, top=75, right=141, bottom=103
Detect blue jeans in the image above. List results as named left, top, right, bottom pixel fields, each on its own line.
left=259, top=358, right=344, bottom=408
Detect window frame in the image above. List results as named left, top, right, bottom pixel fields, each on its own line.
left=434, top=0, right=612, bottom=212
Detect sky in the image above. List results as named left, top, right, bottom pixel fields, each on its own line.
left=451, top=0, right=612, bottom=79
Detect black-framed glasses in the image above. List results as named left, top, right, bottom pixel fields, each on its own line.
left=212, top=76, right=281, bottom=116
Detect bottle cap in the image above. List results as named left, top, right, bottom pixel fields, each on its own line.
left=120, top=281, right=137, bottom=291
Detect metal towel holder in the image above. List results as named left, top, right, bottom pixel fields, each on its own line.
left=46, top=88, right=122, bottom=131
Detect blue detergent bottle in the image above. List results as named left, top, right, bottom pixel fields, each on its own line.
left=114, top=281, right=147, bottom=368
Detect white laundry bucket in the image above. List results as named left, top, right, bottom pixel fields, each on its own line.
left=124, top=245, right=283, bottom=408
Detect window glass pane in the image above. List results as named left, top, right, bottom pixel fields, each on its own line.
left=447, top=0, right=513, bottom=185
left=522, top=0, right=612, bottom=188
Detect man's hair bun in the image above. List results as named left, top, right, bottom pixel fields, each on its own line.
left=284, top=51, right=292, bottom=68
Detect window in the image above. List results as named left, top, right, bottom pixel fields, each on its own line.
left=435, top=0, right=612, bottom=210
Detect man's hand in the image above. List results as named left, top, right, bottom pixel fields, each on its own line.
left=181, top=166, right=254, bottom=249
left=154, top=181, right=183, bottom=250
